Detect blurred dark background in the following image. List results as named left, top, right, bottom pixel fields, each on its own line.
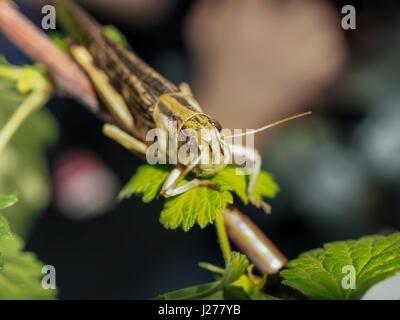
left=1, top=0, right=400, bottom=298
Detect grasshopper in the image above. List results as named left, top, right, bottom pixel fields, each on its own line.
left=55, top=0, right=310, bottom=213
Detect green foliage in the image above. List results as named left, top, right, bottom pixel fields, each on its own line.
left=154, top=281, right=224, bottom=300
left=0, top=61, right=56, bottom=237
left=160, top=185, right=233, bottom=231
left=154, top=252, right=279, bottom=300
left=232, top=271, right=278, bottom=300
left=120, top=164, right=279, bottom=231
left=0, top=215, right=12, bottom=241
left=103, top=25, right=132, bottom=49
left=50, top=25, right=130, bottom=55
left=0, top=233, right=57, bottom=299
left=223, top=284, right=278, bottom=300
left=0, top=193, right=17, bottom=239
left=200, top=260, right=279, bottom=300
left=6, top=4, right=398, bottom=302
left=119, top=165, right=171, bottom=203
left=212, top=166, right=279, bottom=204
left=49, top=32, right=69, bottom=54
left=0, top=195, right=57, bottom=299
left=55, top=1, right=130, bottom=49
left=280, top=233, right=400, bottom=300
left=221, top=252, right=248, bottom=286
left=0, top=192, right=17, bottom=211
left=54, top=0, right=89, bottom=46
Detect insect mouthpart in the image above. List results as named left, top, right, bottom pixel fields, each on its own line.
left=191, top=130, right=230, bottom=178
left=177, top=114, right=227, bottom=175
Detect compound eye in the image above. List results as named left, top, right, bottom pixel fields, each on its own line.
left=210, top=118, right=222, bottom=131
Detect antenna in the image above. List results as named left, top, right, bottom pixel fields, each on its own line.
left=224, top=111, right=312, bottom=139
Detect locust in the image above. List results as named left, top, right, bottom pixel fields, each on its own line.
left=55, top=0, right=310, bottom=213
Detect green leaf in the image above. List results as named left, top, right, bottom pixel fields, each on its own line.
left=223, top=285, right=252, bottom=300
left=0, top=236, right=57, bottom=299
left=0, top=215, right=12, bottom=241
left=160, top=187, right=233, bottom=231
left=211, top=166, right=279, bottom=204
left=253, top=170, right=280, bottom=202
left=119, top=165, right=172, bottom=203
left=0, top=194, right=16, bottom=240
left=211, top=166, right=248, bottom=204
left=280, top=233, right=400, bottom=300
left=49, top=25, right=130, bottom=56
left=54, top=0, right=89, bottom=46
left=153, top=281, right=222, bottom=300
left=103, top=25, right=132, bottom=49
left=0, top=214, right=57, bottom=299
left=0, top=192, right=17, bottom=211
left=231, top=271, right=278, bottom=300
left=221, top=252, right=249, bottom=285
left=0, top=62, right=57, bottom=238
left=222, top=284, right=279, bottom=300
left=49, top=32, right=69, bottom=54
left=154, top=252, right=279, bottom=300
left=154, top=252, right=247, bottom=300
left=0, top=193, right=56, bottom=299
left=247, top=290, right=280, bottom=300
left=121, top=164, right=279, bottom=231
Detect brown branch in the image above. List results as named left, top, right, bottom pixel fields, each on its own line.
left=0, top=1, right=288, bottom=275
left=0, top=1, right=99, bottom=113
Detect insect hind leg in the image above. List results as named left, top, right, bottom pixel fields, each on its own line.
left=229, top=143, right=271, bottom=214
left=103, top=124, right=148, bottom=156
left=68, top=42, right=135, bottom=133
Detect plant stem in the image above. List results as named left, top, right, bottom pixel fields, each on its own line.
left=0, top=1, right=98, bottom=111
left=215, top=209, right=232, bottom=264
left=0, top=88, right=50, bottom=152
left=198, top=262, right=225, bottom=274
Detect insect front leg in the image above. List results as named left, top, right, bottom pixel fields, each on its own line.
left=161, top=167, right=221, bottom=198
left=229, top=144, right=271, bottom=214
